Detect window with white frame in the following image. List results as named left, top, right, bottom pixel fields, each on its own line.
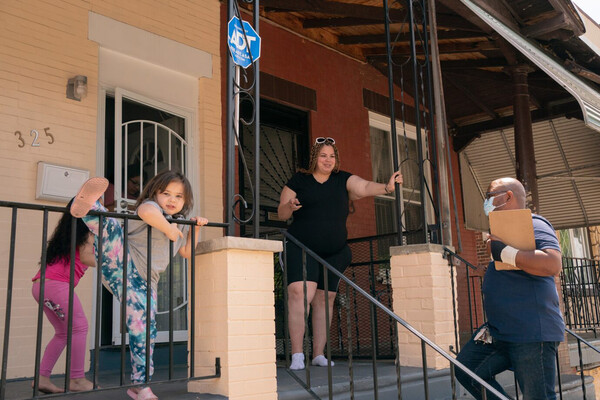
left=559, top=227, right=591, bottom=258
left=369, top=112, right=434, bottom=242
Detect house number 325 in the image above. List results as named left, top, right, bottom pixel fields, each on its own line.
left=15, top=128, right=55, bottom=148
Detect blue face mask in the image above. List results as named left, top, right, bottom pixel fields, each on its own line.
left=483, top=194, right=506, bottom=216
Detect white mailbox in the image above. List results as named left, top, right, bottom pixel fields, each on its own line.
left=36, top=162, right=90, bottom=202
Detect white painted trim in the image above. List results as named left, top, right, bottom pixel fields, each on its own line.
left=89, top=86, right=109, bottom=351
left=110, top=88, right=196, bottom=344
left=368, top=111, right=418, bottom=139
left=99, top=48, right=199, bottom=111
left=88, top=12, right=212, bottom=79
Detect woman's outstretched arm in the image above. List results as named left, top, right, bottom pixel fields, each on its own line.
left=347, top=171, right=403, bottom=200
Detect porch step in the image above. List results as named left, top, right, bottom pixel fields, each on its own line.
left=276, top=360, right=596, bottom=400
left=4, top=379, right=227, bottom=400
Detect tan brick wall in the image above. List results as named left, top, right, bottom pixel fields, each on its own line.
left=189, top=238, right=281, bottom=400
left=390, top=244, right=458, bottom=369
left=0, top=0, right=222, bottom=380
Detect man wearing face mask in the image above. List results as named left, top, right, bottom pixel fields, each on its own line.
left=455, top=177, right=564, bottom=400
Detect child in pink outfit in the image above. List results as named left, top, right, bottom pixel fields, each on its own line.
left=31, top=202, right=97, bottom=394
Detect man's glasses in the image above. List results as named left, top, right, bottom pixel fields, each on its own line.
left=485, top=190, right=507, bottom=199
left=315, top=137, right=335, bottom=145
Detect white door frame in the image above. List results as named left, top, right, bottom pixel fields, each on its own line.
left=94, top=86, right=196, bottom=345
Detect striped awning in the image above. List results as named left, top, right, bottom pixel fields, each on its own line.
left=461, top=117, right=600, bottom=230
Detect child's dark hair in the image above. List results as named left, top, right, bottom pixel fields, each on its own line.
left=135, top=170, right=194, bottom=217
left=44, top=199, right=91, bottom=265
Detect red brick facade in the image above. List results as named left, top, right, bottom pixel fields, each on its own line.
left=221, top=6, right=483, bottom=347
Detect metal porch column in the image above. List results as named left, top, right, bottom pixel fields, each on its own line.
left=507, top=65, right=539, bottom=212
left=252, top=0, right=260, bottom=238
left=383, top=0, right=404, bottom=246
left=226, top=0, right=236, bottom=236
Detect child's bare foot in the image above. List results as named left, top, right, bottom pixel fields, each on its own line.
left=70, top=177, right=109, bottom=218
left=32, top=375, right=64, bottom=394
left=69, top=377, right=94, bottom=392
left=127, top=386, right=158, bottom=400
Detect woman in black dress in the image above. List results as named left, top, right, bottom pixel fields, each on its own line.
left=278, top=137, right=402, bottom=370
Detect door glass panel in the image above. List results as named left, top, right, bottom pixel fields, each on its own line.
left=109, top=92, right=190, bottom=342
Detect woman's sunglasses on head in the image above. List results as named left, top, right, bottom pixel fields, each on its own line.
left=315, top=137, right=335, bottom=144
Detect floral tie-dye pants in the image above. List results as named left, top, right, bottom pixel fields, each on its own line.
left=82, top=202, right=157, bottom=384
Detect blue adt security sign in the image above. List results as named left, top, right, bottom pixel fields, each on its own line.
left=227, top=16, right=261, bottom=69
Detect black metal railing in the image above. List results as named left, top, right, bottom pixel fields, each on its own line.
left=445, top=249, right=600, bottom=399
left=443, top=247, right=485, bottom=352
left=281, top=231, right=510, bottom=400
left=0, top=201, right=225, bottom=399
left=560, top=256, right=600, bottom=332
left=282, top=234, right=600, bottom=398
left=562, top=329, right=600, bottom=400
left=275, top=230, right=439, bottom=361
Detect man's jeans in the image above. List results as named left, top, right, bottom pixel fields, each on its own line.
left=456, top=333, right=559, bottom=400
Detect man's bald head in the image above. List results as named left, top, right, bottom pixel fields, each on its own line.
left=488, top=177, right=527, bottom=210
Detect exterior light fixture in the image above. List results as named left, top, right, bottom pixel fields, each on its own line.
left=66, top=75, right=88, bottom=101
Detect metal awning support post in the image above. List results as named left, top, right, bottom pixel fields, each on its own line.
left=427, top=0, right=455, bottom=247
left=226, top=0, right=236, bottom=236
left=382, top=0, right=404, bottom=246
left=407, top=0, right=429, bottom=243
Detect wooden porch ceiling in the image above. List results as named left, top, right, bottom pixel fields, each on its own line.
left=243, top=0, right=600, bottom=151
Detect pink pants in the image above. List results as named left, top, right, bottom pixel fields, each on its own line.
left=32, top=279, right=88, bottom=379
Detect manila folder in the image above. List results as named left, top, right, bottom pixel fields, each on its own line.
left=488, top=209, right=535, bottom=271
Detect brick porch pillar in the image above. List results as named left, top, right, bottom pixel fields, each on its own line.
left=390, top=243, right=457, bottom=370
left=187, top=236, right=282, bottom=400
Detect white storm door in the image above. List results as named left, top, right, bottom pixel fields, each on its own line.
left=112, top=88, right=191, bottom=344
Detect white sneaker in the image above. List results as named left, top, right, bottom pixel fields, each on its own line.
left=290, top=353, right=305, bottom=370
left=312, top=354, right=335, bottom=367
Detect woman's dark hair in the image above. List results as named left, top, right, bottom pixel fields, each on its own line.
left=135, top=170, right=194, bottom=217
left=44, top=199, right=91, bottom=265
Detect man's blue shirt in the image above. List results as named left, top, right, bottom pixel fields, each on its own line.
left=482, top=214, right=565, bottom=342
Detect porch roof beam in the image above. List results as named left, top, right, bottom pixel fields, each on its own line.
left=339, top=30, right=487, bottom=45
left=365, top=40, right=498, bottom=57
left=447, top=78, right=500, bottom=120
left=522, top=13, right=570, bottom=38
left=545, top=0, right=585, bottom=36
left=302, top=17, right=378, bottom=29
left=261, top=0, right=405, bottom=20
left=302, top=13, right=481, bottom=31
left=440, top=58, right=508, bottom=69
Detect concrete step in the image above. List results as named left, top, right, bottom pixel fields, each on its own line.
left=5, top=359, right=593, bottom=400
left=4, top=379, right=226, bottom=400
left=276, top=360, right=596, bottom=400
